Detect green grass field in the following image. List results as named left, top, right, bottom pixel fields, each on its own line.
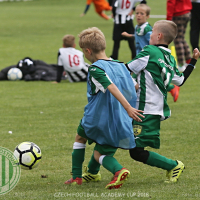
left=0, top=0, right=200, bottom=199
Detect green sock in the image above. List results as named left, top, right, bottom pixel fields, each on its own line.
left=72, top=149, right=85, bottom=179
left=167, top=84, right=175, bottom=92
left=88, top=153, right=100, bottom=174
left=102, top=156, right=122, bottom=174
left=146, top=151, right=177, bottom=170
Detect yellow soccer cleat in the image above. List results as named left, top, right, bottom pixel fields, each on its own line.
left=82, top=166, right=101, bottom=183
left=165, top=160, right=185, bottom=183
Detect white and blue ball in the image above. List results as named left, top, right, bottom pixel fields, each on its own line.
left=14, top=142, right=42, bottom=170
left=7, top=68, right=22, bottom=80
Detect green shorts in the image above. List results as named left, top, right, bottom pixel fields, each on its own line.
left=133, top=114, right=161, bottom=149
left=77, top=121, right=117, bottom=156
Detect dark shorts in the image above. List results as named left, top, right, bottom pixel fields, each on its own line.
left=77, top=121, right=117, bottom=156
left=113, top=20, right=135, bottom=41
left=133, top=114, right=161, bottom=149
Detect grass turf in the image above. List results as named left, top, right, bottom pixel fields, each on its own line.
left=0, top=0, right=200, bottom=199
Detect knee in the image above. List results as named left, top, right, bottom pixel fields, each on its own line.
left=129, top=147, right=149, bottom=164
left=75, top=134, right=87, bottom=144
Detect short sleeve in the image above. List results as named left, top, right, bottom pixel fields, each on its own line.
left=89, top=66, right=112, bottom=93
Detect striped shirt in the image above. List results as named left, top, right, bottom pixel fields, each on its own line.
left=57, top=47, right=88, bottom=82
left=113, top=0, right=142, bottom=24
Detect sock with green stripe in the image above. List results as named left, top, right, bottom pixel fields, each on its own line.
left=72, top=142, right=86, bottom=179
left=146, top=151, right=177, bottom=170
left=88, top=152, right=100, bottom=174
left=100, top=155, right=123, bottom=174
left=167, top=84, right=175, bottom=92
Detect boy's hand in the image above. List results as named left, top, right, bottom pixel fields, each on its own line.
left=127, top=107, right=144, bottom=122
left=192, top=48, right=200, bottom=60
left=121, top=32, right=128, bottom=36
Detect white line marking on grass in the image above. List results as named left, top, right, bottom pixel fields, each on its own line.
left=150, top=15, right=166, bottom=18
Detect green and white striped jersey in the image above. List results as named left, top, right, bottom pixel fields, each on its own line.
left=127, top=45, right=184, bottom=120
left=88, top=65, right=112, bottom=95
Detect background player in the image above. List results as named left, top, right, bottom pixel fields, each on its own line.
left=54, top=34, right=88, bottom=83
left=81, top=0, right=112, bottom=20
left=110, top=0, right=138, bottom=60
left=122, top=3, right=180, bottom=102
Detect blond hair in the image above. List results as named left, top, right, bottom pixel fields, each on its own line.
left=62, top=35, right=75, bottom=47
left=136, top=4, right=151, bottom=16
left=154, top=20, right=177, bottom=44
left=79, top=27, right=106, bottom=54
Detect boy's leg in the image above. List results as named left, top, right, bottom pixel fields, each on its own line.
left=129, top=148, right=184, bottom=183
left=65, top=123, right=88, bottom=185
left=82, top=152, right=101, bottom=183
left=94, top=146, right=130, bottom=189
left=65, top=135, right=86, bottom=185
left=127, top=37, right=136, bottom=59
left=110, top=23, right=122, bottom=60
left=131, top=115, right=185, bottom=182
left=129, top=148, right=177, bottom=170
left=111, top=40, right=120, bottom=60
left=125, top=19, right=136, bottom=59
left=167, top=84, right=180, bottom=102
left=82, top=144, right=118, bottom=183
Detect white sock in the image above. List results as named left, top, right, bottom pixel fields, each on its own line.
left=73, top=142, right=86, bottom=149
left=99, top=155, right=106, bottom=165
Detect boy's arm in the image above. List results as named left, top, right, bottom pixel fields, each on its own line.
left=107, top=83, right=144, bottom=122
left=55, top=66, right=64, bottom=83
left=81, top=0, right=92, bottom=16
left=122, top=32, right=134, bottom=38
left=178, top=48, right=200, bottom=86
left=89, top=65, right=144, bottom=121
left=127, top=46, right=150, bottom=74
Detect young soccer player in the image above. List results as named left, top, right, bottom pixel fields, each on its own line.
left=122, top=4, right=180, bottom=102
left=54, top=35, right=88, bottom=83
left=81, top=0, right=112, bottom=20
left=122, top=3, right=152, bottom=55
left=110, top=0, right=137, bottom=60
left=127, top=20, right=200, bottom=183
left=65, top=27, right=144, bottom=189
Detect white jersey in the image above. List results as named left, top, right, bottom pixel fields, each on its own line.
left=114, top=0, right=137, bottom=24
left=58, top=47, right=88, bottom=82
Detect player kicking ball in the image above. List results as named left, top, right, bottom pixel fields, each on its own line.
left=65, top=27, right=144, bottom=189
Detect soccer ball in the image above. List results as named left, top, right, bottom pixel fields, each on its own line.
left=7, top=68, right=22, bottom=80
left=14, top=142, right=42, bottom=170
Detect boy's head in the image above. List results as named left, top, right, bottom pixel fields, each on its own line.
left=135, top=4, right=150, bottom=25
left=79, top=27, right=106, bottom=54
left=62, top=35, right=75, bottom=48
left=150, top=20, right=177, bottom=45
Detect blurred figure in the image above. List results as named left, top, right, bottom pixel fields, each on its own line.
left=110, top=0, right=136, bottom=60
left=54, top=35, right=88, bottom=83
left=167, top=0, right=192, bottom=72
left=81, top=0, right=112, bottom=20
left=190, top=0, right=200, bottom=51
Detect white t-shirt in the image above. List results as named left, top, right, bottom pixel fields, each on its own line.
left=58, top=47, right=87, bottom=72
